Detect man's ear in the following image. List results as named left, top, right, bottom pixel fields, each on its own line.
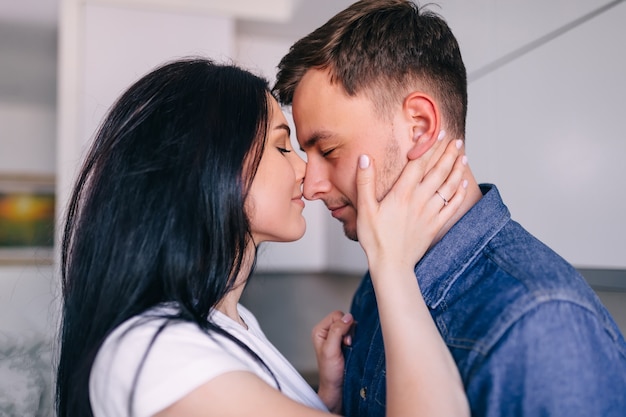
left=403, top=92, right=441, bottom=160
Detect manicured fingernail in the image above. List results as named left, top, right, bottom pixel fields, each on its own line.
left=462, top=155, right=468, bottom=165
left=463, top=179, right=468, bottom=189
left=342, top=313, right=353, bottom=323
left=437, top=130, right=446, bottom=141
left=344, top=335, right=352, bottom=346
left=359, top=155, right=370, bottom=169
left=456, top=139, right=463, bottom=149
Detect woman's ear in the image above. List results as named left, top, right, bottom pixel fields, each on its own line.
left=404, top=92, right=441, bottom=160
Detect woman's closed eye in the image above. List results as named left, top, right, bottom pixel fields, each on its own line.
left=277, top=147, right=292, bottom=154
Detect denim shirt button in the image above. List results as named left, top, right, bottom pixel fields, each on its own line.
left=359, top=387, right=367, bottom=399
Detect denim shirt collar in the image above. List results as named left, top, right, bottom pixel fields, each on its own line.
left=416, top=184, right=510, bottom=309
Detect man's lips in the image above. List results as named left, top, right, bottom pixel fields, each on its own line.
left=328, top=205, right=348, bottom=219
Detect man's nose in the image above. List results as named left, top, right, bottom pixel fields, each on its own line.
left=303, top=162, right=332, bottom=201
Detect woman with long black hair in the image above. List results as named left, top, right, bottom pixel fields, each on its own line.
left=56, top=57, right=469, bottom=417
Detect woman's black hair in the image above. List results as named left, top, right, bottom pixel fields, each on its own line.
left=56, top=57, right=276, bottom=417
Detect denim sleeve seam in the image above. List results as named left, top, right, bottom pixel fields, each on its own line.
left=449, top=297, right=625, bottom=361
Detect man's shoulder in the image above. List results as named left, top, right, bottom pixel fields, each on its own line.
left=484, top=218, right=585, bottom=290
left=447, top=242, right=622, bottom=354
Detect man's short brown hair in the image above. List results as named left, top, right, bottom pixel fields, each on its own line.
left=273, top=0, right=467, bottom=138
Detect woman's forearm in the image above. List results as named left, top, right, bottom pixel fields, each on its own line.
left=370, top=264, right=469, bottom=417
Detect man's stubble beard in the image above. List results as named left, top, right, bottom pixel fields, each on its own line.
left=344, top=136, right=403, bottom=241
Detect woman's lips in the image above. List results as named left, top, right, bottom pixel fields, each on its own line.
left=292, top=196, right=305, bottom=208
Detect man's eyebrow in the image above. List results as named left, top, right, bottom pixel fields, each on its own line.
left=300, top=131, right=334, bottom=152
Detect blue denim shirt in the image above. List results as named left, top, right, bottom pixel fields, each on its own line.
left=343, top=184, right=626, bottom=417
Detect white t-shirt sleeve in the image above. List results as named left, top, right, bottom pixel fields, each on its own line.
left=90, top=317, right=265, bottom=417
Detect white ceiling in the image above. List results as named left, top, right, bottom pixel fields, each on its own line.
left=238, top=0, right=354, bottom=38
left=0, top=0, right=355, bottom=37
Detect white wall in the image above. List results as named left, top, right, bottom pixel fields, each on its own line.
left=0, top=102, right=56, bottom=174
left=0, top=22, right=56, bottom=175
left=441, top=0, right=626, bottom=270
left=79, top=5, right=235, bottom=151
left=57, top=2, right=236, bottom=214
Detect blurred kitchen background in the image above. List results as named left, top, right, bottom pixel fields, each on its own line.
left=1, top=0, right=625, bottom=414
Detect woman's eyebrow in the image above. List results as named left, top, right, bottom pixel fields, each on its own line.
left=274, top=123, right=291, bottom=136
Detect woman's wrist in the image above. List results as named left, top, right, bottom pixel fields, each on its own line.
left=368, top=262, right=416, bottom=285
left=316, top=382, right=342, bottom=414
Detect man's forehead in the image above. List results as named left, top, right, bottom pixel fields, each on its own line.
left=293, top=68, right=352, bottom=102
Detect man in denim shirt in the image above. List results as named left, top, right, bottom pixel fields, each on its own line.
left=342, top=184, right=626, bottom=416
left=274, top=0, right=626, bottom=416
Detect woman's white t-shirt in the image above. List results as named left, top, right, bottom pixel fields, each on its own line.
left=90, top=303, right=327, bottom=417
